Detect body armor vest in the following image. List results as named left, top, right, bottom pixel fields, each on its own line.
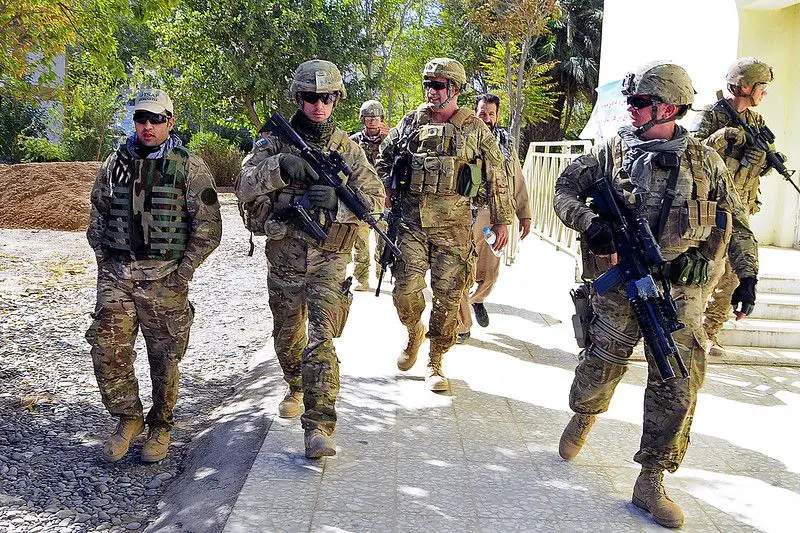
left=406, top=108, right=473, bottom=196
left=352, top=131, right=382, bottom=165
left=610, top=136, right=717, bottom=260
left=103, top=147, right=191, bottom=261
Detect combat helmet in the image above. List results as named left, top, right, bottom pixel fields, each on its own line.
left=621, top=61, right=695, bottom=133
left=726, top=57, right=773, bottom=89
left=359, top=100, right=385, bottom=119
left=289, top=60, right=347, bottom=99
left=422, top=58, right=467, bottom=91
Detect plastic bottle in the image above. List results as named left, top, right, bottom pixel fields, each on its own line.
left=483, top=227, right=503, bottom=257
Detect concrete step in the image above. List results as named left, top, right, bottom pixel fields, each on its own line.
left=717, top=318, right=800, bottom=349
left=758, top=276, right=800, bottom=295
left=750, top=293, right=800, bottom=321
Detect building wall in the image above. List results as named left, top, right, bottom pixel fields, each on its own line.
left=738, top=4, right=800, bottom=247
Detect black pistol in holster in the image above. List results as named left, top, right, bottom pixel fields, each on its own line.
left=265, top=112, right=402, bottom=257
left=375, top=139, right=411, bottom=297
left=588, top=176, right=689, bottom=381
left=713, top=90, right=799, bottom=194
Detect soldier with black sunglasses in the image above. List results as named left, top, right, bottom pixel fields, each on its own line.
left=236, top=60, right=385, bottom=458
left=86, top=89, right=222, bottom=464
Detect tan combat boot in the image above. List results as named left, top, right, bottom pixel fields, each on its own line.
left=304, top=428, right=336, bottom=459
left=708, top=336, right=728, bottom=358
left=141, top=427, right=171, bottom=463
left=354, top=278, right=372, bottom=292
left=102, top=416, right=144, bottom=462
left=397, top=322, right=425, bottom=371
left=558, top=413, right=596, bottom=460
left=278, top=388, right=304, bottom=418
left=425, top=353, right=449, bottom=392
left=632, top=467, right=685, bottom=529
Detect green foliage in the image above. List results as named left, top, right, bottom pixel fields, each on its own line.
left=18, top=136, right=68, bottom=163
left=0, top=97, right=46, bottom=163
left=187, top=131, right=243, bottom=187
left=480, top=41, right=558, bottom=126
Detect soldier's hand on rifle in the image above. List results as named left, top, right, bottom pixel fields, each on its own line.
left=385, top=188, right=395, bottom=209
left=586, top=218, right=616, bottom=255
left=519, top=218, right=531, bottom=240
left=308, top=184, right=338, bottom=211
left=723, top=126, right=746, bottom=147
left=732, top=276, right=757, bottom=319
left=491, top=224, right=508, bottom=252
left=744, top=146, right=765, bottom=166
left=278, top=153, right=319, bottom=184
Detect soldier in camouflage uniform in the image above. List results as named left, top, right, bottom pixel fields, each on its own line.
left=692, top=58, right=773, bottom=357
left=375, top=58, right=514, bottom=391
left=236, top=60, right=384, bottom=458
left=553, top=63, right=758, bottom=528
left=456, top=93, right=532, bottom=342
left=86, top=89, right=222, bottom=463
left=349, top=100, right=390, bottom=291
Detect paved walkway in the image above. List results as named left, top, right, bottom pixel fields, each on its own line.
left=222, top=237, right=800, bottom=533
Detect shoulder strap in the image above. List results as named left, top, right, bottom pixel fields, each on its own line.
left=656, top=153, right=682, bottom=240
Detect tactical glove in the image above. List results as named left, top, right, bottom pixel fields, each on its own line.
left=723, top=126, right=746, bottom=147
left=585, top=219, right=616, bottom=255
left=308, top=184, right=338, bottom=211
left=277, top=153, right=318, bottom=184
left=744, top=146, right=764, bottom=166
left=731, top=276, right=757, bottom=316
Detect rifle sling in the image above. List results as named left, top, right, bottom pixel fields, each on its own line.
left=656, top=162, right=681, bottom=241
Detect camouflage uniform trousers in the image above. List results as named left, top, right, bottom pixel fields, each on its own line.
left=569, top=282, right=707, bottom=472
left=457, top=207, right=499, bottom=334
left=702, top=256, right=740, bottom=340
left=86, top=267, right=194, bottom=430
left=353, top=220, right=389, bottom=283
left=266, top=234, right=351, bottom=435
left=393, top=220, right=475, bottom=357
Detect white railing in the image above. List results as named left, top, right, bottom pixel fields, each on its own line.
left=505, top=140, right=592, bottom=265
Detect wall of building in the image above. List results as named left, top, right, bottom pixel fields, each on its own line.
left=738, top=4, right=800, bottom=247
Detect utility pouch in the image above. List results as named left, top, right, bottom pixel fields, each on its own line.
left=579, top=238, right=614, bottom=280
left=320, top=223, right=358, bottom=253
left=681, top=199, right=717, bottom=241
left=667, top=248, right=709, bottom=286
left=699, top=209, right=732, bottom=262
left=570, top=282, right=593, bottom=348
left=418, top=124, right=448, bottom=153
left=332, top=276, right=354, bottom=338
left=457, top=162, right=482, bottom=197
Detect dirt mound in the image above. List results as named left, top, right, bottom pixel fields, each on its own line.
left=0, top=162, right=100, bottom=232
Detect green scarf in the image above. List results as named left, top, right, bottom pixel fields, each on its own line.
left=290, top=110, right=337, bottom=147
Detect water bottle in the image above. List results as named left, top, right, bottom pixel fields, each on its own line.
left=483, top=227, right=503, bottom=257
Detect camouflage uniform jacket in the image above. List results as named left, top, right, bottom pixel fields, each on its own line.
left=692, top=104, right=771, bottom=214
left=237, top=128, right=385, bottom=252
left=87, top=146, right=222, bottom=281
left=375, top=104, right=513, bottom=228
left=350, top=130, right=384, bottom=166
left=495, top=127, right=532, bottom=221
left=554, top=131, right=758, bottom=279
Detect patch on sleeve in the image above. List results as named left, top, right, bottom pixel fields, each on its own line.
left=201, top=188, right=218, bottom=205
left=255, top=137, right=268, bottom=147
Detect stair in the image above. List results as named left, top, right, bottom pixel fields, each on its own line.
left=717, top=272, right=800, bottom=349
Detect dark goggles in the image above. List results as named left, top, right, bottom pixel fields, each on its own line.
left=626, top=96, right=655, bottom=110
left=422, top=80, right=448, bottom=91
left=299, top=92, right=339, bottom=105
left=133, top=111, right=170, bottom=125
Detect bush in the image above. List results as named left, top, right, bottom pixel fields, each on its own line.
left=18, top=136, right=68, bottom=163
left=187, top=132, right=243, bottom=188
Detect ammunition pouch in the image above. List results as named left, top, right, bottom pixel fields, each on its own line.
left=579, top=238, right=615, bottom=280
left=665, top=248, right=709, bottom=286
left=409, top=154, right=459, bottom=195
left=699, top=209, right=732, bottom=262
left=570, top=282, right=593, bottom=348
left=659, top=199, right=718, bottom=250
left=319, top=222, right=359, bottom=253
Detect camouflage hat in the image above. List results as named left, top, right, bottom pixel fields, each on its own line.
left=726, top=57, right=773, bottom=88
left=422, top=58, right=467, bottom=89
left=134, top=88, right=174, bottom=116
left=621, top=61, right=695, bottom=106
left=359, top=100, right=385, bottom=119
left=290, top=60, right=347, bottom=98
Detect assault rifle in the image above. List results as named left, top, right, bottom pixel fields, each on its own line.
left=375, top=140, right=411, bottom=297
left=589, top=177, right=688, bottom=381
left=713, top=90, right=799, bottom=194
left=266, top=112, right=401, bottom=258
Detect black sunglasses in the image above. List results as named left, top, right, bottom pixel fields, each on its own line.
left=626, top=96, right=655, bottom=110
left=299, top=92, right=339, bottom=105
left=423, top=80, right=448, bottom=91
left=133, top=111, right=170, bottom=125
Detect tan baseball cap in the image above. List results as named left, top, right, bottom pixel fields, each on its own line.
left=134, top=89, right=174, bottom=115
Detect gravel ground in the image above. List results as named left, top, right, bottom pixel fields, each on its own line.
left=0, top=194, right=271, bottom=533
